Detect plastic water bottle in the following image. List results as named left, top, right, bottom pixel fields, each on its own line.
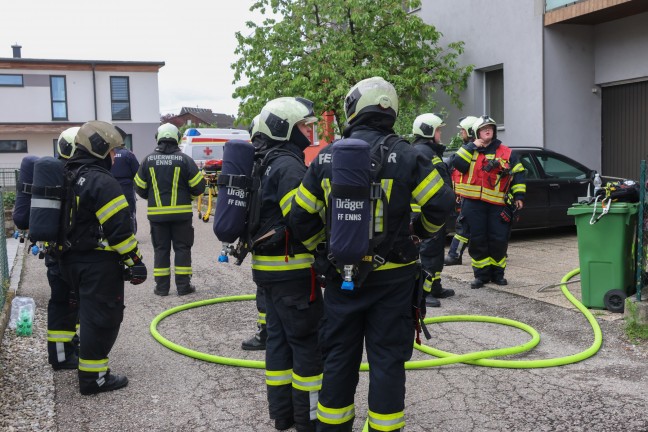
left=593, top=173, right=602, bottom=195
left=16, top=308, right=33, bottom=337
left=218, top=243, right=229, bottom=263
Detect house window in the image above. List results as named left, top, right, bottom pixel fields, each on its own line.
left=0, top=74, right=23, bottom=86
left=50, top=76, right=68, bottom=120
left=484, top=67, right=504, bottom=126
left=124, top=134, right=133, bottom=150
left=0, top=140, right=28, bottom=153
left=111, top=76, right=131, bottom=120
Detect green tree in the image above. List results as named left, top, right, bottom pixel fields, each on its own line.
left=232, top=0, right=473, bottom=137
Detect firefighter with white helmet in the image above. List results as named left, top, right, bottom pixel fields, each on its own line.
left=291, top=77, right=454, bottom=431
left=134, top=123, right=205, bottom=296
left=58, top=120, right=147, bottom=395
left=452, top=115, right=526, bottom=288
left=411, top=113, right=456, bottom=308
left=250, top=97, right=322, bottom=432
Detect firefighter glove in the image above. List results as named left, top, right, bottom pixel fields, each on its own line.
left=128, top=262, right=148, bottom=285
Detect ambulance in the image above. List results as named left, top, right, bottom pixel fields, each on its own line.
left=179, top=128, right=251, bottom=169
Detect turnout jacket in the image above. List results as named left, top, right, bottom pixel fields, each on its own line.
left=134, top=141, right=205, bottom=222
left=291, top=124, right=455, bottom=284
left=251, top=141, right=313, bottom=284
left=63, top=152, right=141, bottom=259
left=412, top=138, right=452, bottom=193
left=452, top=139, right=526, bottom=205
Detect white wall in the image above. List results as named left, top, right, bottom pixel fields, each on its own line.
left=417, top=0, right=545, bottom=147
left=94, top=71, right=161, bottom=123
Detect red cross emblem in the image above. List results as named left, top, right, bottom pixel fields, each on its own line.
left=203, top=147, right=213, bottom=156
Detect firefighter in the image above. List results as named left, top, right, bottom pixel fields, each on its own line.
left=252, top=97, right=323, bottom=432
left=451, top=115, right=526, bottom=288
left=241, top=115, right=267, bottom=351
left=444, top=115, right=478, bottom=266
left=46, top=127, right=80, bottom=371
left=291, top=77, right=454, bottom=432
left=111, top=139, right=140, bottom=233
left=411, top=113, right=455, bottom=307
left=58, top=120, right=147, bottom=395
left=134, top=123, right=205, bottom=296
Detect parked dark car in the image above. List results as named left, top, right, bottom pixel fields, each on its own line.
left=444, top=146, right=626, bottom=232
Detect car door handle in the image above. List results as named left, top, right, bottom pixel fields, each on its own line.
left=549, top=184, right=560, bottom=189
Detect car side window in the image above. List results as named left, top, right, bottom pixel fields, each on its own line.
left=518, top=154, right=539, bottom=180
left=537, top=154, right=588, bottom=179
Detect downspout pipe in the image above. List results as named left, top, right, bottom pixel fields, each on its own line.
left=91, top=62, right=98, bottom=120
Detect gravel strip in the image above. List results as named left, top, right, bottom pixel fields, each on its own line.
left=0, top=306, right=56, bottom=432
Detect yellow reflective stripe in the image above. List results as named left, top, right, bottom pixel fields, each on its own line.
left=412, top=169, right=444, bottom=206
left=149, top=167, right=162, bottom=207
left=154, top=267, right=171, bottom=276
left=175, top=266, right=192, bottom=275
left=295, top=184, right=322, bottom=214
left=511, top=162, right=526, bottom=174
left=321, top=178, right=332, bottom=204
left=456, top=147, right=473, bottom=164
left=317, top=402, right=355, bottom=425
left=302, top=229, right=326, bottom=251
left=292, top=372, right=323, bottom=392
left=410, top=203, right=421, bottom=213
left=78, top=358, right=109, bottom=372
left=420, top=214, right=443, bottom=234
left=375, top=179, right=393, bottom=233
left=490, top=256, right=507, bottom=268
left=367, top=409, right=405, bottom=432
left=423, top=278, right=432, bottom=293
left=147, top=205, right=193, bottom=215
left=47, top=330, right=75, bottom=343
left=134, top=173, right=147, bottom=189
left=471, top=257, right=490, bottom=269
left=511, top=184, right=526, bottom=193
left=265, top=369, right=293, bottom=386
left=431, top=156, right=443, bottom=165
left=455, top=234, right=469, bottom=244
left=189, top=171, right=204, bottom=188
left=258, top=312, right=266, bottom=325
left=110, top=234, right=138, bottom=255
left=280, top=188, right=298, bottom=217
left=96, top=195, right=128, bottom=225
left=251, top=254, right=314, bottom=271
left=171, top=167, right=180, bottom=207
left=374, top=261, right=415, bottom=271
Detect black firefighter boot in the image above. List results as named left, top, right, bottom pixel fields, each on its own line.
left=431, top=280, right=455, bottom=299
left=241, top=324, right=267, bottom=351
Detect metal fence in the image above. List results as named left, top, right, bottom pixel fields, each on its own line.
left=0, top=187, right=9, bottom=312
left=0, top=168, right=19, bottom=192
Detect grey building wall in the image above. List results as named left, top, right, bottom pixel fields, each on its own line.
left=543, top=25, right=600, bottom=170
left=417, top=0, right=545, bottom=147
left=114, top=122, right=159, bottom=162
left=595, top=12, right=648, bottom=85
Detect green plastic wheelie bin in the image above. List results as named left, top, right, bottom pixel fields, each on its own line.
left=567, top=202, right=638, bottom=312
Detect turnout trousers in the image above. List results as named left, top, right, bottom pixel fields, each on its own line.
left=316, top=272, right=416, bottom=432
left=60, top=251, right=125, bottom=391
left=461, top=198, right=512, bottom=282
left=45, top=258, right=78, bottom=367
left=150, top=219, right=194, bottom=293
left=418, top=225, right=446, bottom=290
left=264, top=276, right=323, bottom=427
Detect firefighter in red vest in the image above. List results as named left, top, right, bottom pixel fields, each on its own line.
left=451, top=116, right=526, bottom=288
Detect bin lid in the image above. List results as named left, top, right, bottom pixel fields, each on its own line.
left=567, top=202, right=639, bottom=216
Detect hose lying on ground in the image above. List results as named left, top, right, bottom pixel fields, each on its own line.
left=150, top=268, right=602, bottom=370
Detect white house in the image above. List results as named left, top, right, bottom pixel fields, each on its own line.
left=0, top=44, right=164, bottom=171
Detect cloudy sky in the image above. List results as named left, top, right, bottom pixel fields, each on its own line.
left=3, top=0, right=265, bottom=116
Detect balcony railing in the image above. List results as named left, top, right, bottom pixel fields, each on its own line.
left=546, top=0, right=579, bottom=12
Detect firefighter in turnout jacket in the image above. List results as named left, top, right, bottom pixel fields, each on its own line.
left=291, top=77, right=455, bottom=432
left=451, top=116, right=526, bottom=288
left=58, top=121, right=147, bottom=395
left=252, top=97, right=323, bottom=432
left=444, top=115, right=478, bottom=266
left=411, top=113, right=455, bottom=308
left=134, top=123, right=205, bottom=296
left=46, top=127, right=80, bottom=371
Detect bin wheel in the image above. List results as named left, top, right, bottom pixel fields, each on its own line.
left=604, top=289, right=626, bottom=313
